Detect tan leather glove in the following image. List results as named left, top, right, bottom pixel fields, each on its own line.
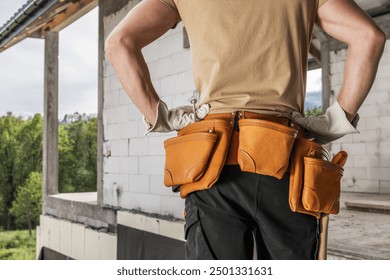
left=292, top=101, right=359, bottom=144
left=143, top=100, right=210, bottom=135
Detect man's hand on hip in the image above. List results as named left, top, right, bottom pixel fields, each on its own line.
left=143, top=100, right=210, bottom=134
left=292, top=101, right=359, bottom=144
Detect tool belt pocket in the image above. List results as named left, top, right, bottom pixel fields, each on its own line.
left=302, top=157, right=343, bottom=215
left=164, top=132, right=217, bottom=187
left=163, top=119, right=233, bottom=197
left=289, top=138, right=347, bottom=218
left=237, top=119, right=298, bottom=179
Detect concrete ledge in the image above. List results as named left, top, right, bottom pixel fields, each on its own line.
left=50, top=192, right=97, bottom=204
left=44, top=193, right=117, bottom=230
left=345, top=200, right=390, bottom=214
left=117, top=210, right=185, bottom=241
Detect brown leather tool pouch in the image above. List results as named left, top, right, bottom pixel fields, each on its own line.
left=301, top=157, right=343, bottom=215
left=237, top=119, right=298, bottom=179
left=289, top=138, right=330, bottom=219
left=164, top=119, right=233, bottom=198
left=289, top=138, right=346, bottom=218
left=164, top=132, right=217, bottom=187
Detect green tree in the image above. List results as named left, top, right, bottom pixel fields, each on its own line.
left=0, top=113, right=23, bottom=230
left=0, top=112, right=97, bottom=231
left=305, top=106, right=323, bottom=117
left=0, top=194, right=4, bottom=231
left=58, top=118, right=97, bottom=193
left=58, top=124, right=75, bottom=192
left=10, top=172, right=42, bottom=236
left=16, top=114, right=43, bottom=186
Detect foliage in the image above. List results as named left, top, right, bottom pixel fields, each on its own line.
left=10, top=172, right=42, bottom=235
left=58, top=125, right=75, bottom=192
left=0, top=112, right=97, bottom=231
left=0, top=114, right=24, bottom=230
left=305, top=106, right=323, bottom=117
left=0, top=229, right=36, bottom=260
left=16, top=114, right=43, bottom=182
left=59, top=118, right=97, bottom=193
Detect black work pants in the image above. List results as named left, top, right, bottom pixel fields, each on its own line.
left=184, top=165, right=319, bottom=260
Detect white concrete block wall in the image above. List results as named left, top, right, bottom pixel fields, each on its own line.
left=37, top=215, right=117, bottom=260
left=103, top=5, right=189, bottom=218
left=330, top=39, right=390, bottom=194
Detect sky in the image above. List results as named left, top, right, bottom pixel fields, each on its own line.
left=0, top=0, right=98, bottom=119
left=0, top=1, right=322, bottom=118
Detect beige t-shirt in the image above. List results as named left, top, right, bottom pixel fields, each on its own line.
left=159, top=0, right=328, bottom=118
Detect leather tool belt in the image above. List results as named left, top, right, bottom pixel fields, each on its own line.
left=163, top=111, right=347, bottom=218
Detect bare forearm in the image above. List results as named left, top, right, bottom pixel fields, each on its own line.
left=337, top=36, right=385, bottom=121
left=107, top=41, right=159, bottom=124
left=317, top=0, right=386, bottom=122
left=104, top=0, right=177, bottom=125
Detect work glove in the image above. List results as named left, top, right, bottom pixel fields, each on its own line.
left=292, top=101, right=359, bottom=144
left=143, top=100, right=210, bottom=135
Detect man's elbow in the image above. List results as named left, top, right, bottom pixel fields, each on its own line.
left=363, top=26, right=386, bottom=54
left=105, top=31, right=138, bottom=60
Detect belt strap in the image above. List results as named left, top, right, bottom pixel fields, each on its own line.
left=204, top=111, right=306, bottom=165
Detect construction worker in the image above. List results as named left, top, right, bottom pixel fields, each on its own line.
left=105, top=0, right=385, bottom=259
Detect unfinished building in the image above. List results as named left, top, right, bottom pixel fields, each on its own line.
left=0, top=0, right=389, bottom=259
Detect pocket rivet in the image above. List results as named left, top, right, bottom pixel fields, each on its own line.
left=208, top=129, right=213, bottom=133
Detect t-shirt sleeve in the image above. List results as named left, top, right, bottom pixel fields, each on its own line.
left=159, top=0, right=181, bottom=28
left=318, top=0, right=329, bottom=9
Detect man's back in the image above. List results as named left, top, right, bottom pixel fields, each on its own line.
left=161, top=0, right=327, bottom=117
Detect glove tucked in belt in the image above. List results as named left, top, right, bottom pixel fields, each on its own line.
left=292, top=101, right=359, bottom=144
left=143, top=100, right=210, bottom=135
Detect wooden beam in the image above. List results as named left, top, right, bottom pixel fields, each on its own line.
left=47, top=0, right=98, bottom=32
left=43, top=31, right=59, bottom=213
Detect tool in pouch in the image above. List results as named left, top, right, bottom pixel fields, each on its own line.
left=289, top=138, right=347, bottom=218
left=168, top=90, right=205, bottom=193
left=190, top=90, right=200, bottom=121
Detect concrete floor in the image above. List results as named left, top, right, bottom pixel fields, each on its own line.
left=327, top=192, right=390, bottom=259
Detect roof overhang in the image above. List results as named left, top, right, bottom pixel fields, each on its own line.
left=0, top=0, right=97, bottom=53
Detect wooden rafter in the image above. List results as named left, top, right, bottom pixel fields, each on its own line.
left=45, top=0, right=98, bottom=34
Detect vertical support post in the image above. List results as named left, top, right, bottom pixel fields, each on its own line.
left=97, top=0, right=104, bottom=206
left=42, top=31, right=59, bottom=213
left=321, top=40, right=331, bottom=113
